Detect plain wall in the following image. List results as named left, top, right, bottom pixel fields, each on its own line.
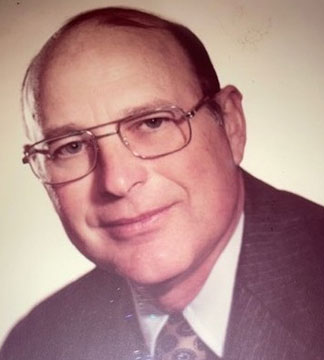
left=1, top=0, right=323, bottom=344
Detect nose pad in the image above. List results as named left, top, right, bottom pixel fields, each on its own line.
left=94, top=137, right=148, bottom=198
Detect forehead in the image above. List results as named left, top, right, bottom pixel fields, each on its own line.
left=35, top=24, right=200, bottom=128
left=53, top=25, right=192, bottom=87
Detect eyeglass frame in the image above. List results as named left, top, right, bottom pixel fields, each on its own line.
left=22, top=94, right=221, bottom=185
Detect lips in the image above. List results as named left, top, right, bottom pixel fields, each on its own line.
left=99, top=203, right=175, bottom=239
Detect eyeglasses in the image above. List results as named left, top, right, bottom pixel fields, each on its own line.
left=22, top=96, right=218, bottom=185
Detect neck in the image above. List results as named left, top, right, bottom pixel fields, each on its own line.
left=133, top=173, right=245, bottom=313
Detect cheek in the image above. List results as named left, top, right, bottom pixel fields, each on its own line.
left=158, top=125, right=239, bottom=226
left=47, top=181, right=92, bottom=240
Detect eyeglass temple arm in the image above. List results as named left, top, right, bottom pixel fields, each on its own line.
left=22, top=147, right=50, bottom=164
left=196, top=94, right=222, bottom=119
left=187, top=95, right=216, bottom=119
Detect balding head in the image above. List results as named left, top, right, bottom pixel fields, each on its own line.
left=22, top=7, right=220, bottom=141
left=35, top=24, right=206, bottom=141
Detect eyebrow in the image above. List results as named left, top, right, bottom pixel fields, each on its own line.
left=41, top=98, right=176, bottom=140
left=121, top=99, right=175, bottom=117
left=42, top=124, right=82, bottom=139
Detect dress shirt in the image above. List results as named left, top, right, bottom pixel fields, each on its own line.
left=130, top=213, right=244, bottom=358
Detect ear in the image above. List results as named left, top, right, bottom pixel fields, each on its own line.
left=215, top=85, right=246, bottom=165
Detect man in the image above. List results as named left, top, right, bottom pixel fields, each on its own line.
left=1, top=7, right=323, bottom=360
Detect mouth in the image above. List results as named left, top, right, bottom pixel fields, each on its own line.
left=101, top=203, right=175, bottom=240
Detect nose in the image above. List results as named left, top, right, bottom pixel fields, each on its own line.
left=94, top=136, right=148, bottom=198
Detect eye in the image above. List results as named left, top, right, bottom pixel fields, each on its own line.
left=50, top=140, right=86, bottom=159
left=124, top=112, right=175, bottom=134
left=142, top=117, right=165, bottom=129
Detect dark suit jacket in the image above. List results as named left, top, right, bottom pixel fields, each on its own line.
left=1, top=172, right=324, bottom=360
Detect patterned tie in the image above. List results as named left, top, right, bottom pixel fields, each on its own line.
left=154, top=313, right=219, bottom=360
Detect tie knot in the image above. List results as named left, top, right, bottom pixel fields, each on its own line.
left=154, top=313, right=218, bottom=360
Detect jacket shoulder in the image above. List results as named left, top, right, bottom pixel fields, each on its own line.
left=0, top=269, right=136, bottom=360
left=243, top=171, right=324, bottom=242
left=243, top=171, right=324, bottom=217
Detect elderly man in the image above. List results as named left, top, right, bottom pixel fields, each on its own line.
left=1, top=7, right=323, bottom=360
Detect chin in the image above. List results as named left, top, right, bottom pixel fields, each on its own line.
left=121, top=255, right=193, bottom=287
left=119, top=266, right=173, bottom=285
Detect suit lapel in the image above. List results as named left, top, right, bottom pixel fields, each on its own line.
left=224, top=284, right=311, bottom=360
left=106, top=276, right=148, bottom=360
left=223, top=172, right=324, bottom=360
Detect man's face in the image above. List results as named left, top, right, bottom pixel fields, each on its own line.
left=34, top=25, right=245, bottom=286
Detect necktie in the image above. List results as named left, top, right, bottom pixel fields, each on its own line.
left=154, top=313, right=219, bottom=360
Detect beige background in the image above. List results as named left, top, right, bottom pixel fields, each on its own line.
left=1, top=0, right=323, bottom=344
